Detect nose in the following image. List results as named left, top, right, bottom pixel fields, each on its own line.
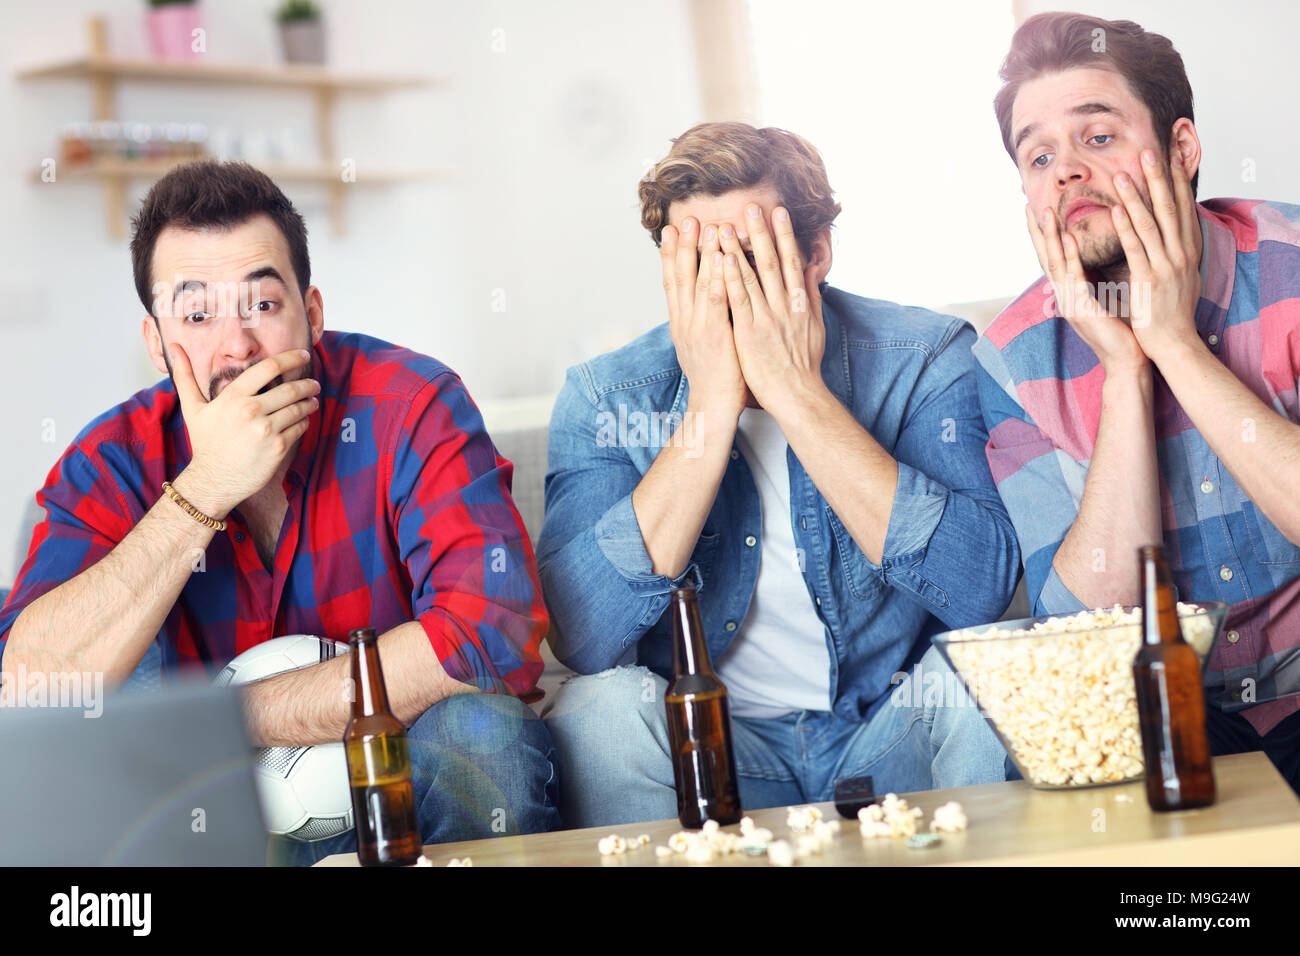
left=1054, top=140, right=1092, bottom=189
left=216, top=309, right=261, bottom=364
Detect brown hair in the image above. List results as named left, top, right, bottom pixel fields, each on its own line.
left=130, top=160, right=311, bottom=318
left=994, top=13, right=1197, bottom=195
left=638, top=122, right=841, bottom=259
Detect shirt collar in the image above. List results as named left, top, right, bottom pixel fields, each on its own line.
left=1195, top=201, right=1238, bottom=333
left=817, top=286, right=853, bottom=408
left=285, top=345, right=323, bottom=489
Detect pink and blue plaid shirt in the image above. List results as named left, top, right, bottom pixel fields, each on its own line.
left=974, top=198, right=1300, bottom=736
left=0, top=330, right=547, bottom=699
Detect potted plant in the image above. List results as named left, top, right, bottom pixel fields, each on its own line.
left=146, top=0, right=203, bottom=61
left=277, top=0, right=326, bottom=65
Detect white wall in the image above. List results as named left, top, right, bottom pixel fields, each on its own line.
left=0, top=0, right=702, bottom=585
left=749, top=0, right=1024, bottom=310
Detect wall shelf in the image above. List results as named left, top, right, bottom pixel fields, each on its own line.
left=16, top=56, right=445, bottom=94
left=17, top=17, right=448, bottom=237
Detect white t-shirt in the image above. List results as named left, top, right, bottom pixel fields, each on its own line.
left=714, top=407, right=832, bottom=719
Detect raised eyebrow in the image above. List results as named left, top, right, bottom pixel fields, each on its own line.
left=243, top=266, right=286, bottom=290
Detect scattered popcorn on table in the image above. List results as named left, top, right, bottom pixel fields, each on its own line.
left=685, top=842, right=715, bottom=864
left=767, top=839, right=795, bottom=867
left=596, top=835, right=623, bottom=856
left=599, top=833, right=657, bottom=856
left=642, top=808, right=841, bottom=865
left=413, top=856, right=432, bottom=867
left=794, top=834, right=823, bottom=858
left=786, top=805, right=824, bottom=832
left=929, top=801, right=967, bottom=833
left=858, top=793, right=922, bottom=838
left=447, top=857, right=472, bottom=867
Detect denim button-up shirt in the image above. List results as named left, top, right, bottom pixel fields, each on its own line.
left=537, top=286, right=1021, bottom=721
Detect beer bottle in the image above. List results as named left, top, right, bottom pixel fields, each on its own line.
left=344, top=627, right=422, bottom=866
left=1133, top=545, right=1216, bottom=811
left=665, top=587, right=742, bottom=828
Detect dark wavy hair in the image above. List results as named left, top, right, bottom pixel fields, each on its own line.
left=638, top=122, right=841, bottom=260
left=130, top=160, right=311, bottom=318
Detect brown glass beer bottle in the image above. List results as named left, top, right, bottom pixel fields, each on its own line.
left=344, top=627, right=422, bottom=866
left=1133, top=545, right=1216, bottom=811
left=665, top=587, right=742, bottom=828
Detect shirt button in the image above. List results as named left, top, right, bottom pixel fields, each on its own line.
left=745, top=535, right=757, bottom=547
left=815, top=596, right=822, bottom=607
left=800, top=516, right=807, bottom=531
left=1219, top=566, right=1234, bottom=582
left=234, top=532, right=245, bottom=542
left=730, top=449, right=740, bottom=460
left=1227, top=629, right=1241, bottom=644
left=1208, top=333, right=1220, bottom=346
left=725, top=621, right=737, bottom=632
left=1200, top=480, right=1214, bottom=494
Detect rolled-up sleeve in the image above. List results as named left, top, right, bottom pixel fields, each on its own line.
left=859, top=321, right=1022, bottom=628
left=536, top=367, right=700, bottom=674
left=390, top=373, right=547, bottom=697
left=972, top=338, right=1088, bottom=617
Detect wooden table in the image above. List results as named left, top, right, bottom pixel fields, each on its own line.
left=316, top=751, right=1300, bottom=867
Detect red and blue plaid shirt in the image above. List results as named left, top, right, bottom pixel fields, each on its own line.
left=0, top=330, right=546, bottom=698
left=974, top=198, right=1300, bottom=736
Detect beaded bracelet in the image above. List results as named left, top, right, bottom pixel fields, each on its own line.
left=160, top=480, right=227, bottom=531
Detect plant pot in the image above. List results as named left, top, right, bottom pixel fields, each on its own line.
left=280, top=20, right=326, bottom=65
left=146, top=4, right=203, bottom=61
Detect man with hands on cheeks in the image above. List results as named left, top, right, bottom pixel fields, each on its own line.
left=0, top=162, right=561, bottom=861
left=540, top=122, right=1020, bottom=828
left=974, top=13, right=1300, bottom=792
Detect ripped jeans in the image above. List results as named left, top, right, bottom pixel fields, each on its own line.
left=542, top=645, right=1010, bottom=829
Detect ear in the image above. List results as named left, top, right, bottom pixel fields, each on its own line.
left=1170, top=118, right=1201, bottom=184
left=807, top=228, right=832, bottom=286
left=141, top=315, right=169, bottom=377
left=303, top=286, right=325, bottom=346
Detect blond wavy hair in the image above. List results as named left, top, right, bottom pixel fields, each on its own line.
left=638, top=122, right=841, bottom=259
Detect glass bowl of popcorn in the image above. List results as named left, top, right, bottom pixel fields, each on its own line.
left=931, top=602, right=1228, bottom=790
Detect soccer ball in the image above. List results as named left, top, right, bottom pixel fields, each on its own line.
left=214, top=635, right=354, bottom=842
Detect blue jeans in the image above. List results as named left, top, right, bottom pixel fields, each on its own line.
left=543, top=645, right=1010, bottom=829
left=267, top=692, right=561, bottom=866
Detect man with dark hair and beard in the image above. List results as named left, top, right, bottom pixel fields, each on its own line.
left=0, top=161, right=561, bottom=861
left=975, top=12, right=1300, bottom=793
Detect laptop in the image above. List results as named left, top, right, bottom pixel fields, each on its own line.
left=0, top=679, right=268, bottom=865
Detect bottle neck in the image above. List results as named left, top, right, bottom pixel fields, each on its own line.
left=671, top=590, right=712, bottom=677
left=349, top=631, right=392, bottom=716
left=1140, top=547, right=1183, bottom=646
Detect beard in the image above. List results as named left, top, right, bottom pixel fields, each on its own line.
left=208, top=366, right=285, bottom=400
left=160, top=349, right=285, bottom=401
left=1072, top=224, right=1126, bottom=271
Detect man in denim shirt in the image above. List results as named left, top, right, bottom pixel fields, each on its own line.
left=539, top=123, right=1019, bottom=828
